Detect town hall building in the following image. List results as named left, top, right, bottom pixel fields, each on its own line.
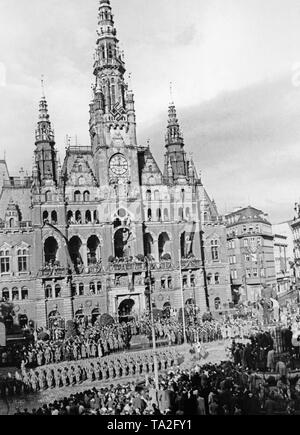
left=0, top=0, right=232, bottom=328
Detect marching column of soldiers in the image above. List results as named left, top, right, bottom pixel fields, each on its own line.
left=0, top=349, right=181, bottom=398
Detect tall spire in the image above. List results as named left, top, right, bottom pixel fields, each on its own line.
left=34, top=82, right=57, bottom=185
left=94, top=0, right=125, bottom=74
left=165, top=101, right=184, bottom=149
left=89, top=0, right=137, bottom=154
left=36, top=78, right=54, bottom=143
left=164, top=101, right=187, bottom=181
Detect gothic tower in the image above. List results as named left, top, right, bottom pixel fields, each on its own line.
left=163, top=101, right=188, bottom=183
left=34, top=91, right=58, bottom=186
left=89, top=0, right=139, bottom=186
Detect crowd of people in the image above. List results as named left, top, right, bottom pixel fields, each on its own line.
left=0, top=317, right=239, bottom=370
left=13, top=359, right=300, bottom=415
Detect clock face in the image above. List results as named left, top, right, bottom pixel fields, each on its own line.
left=109, top=154, right=128, bottom=176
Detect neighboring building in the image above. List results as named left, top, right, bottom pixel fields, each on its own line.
left=225, top=206, right=276, bottom=304
left=0, top=0, right=231, bottom=328
left=272, top=221, right=296, bottom=305
left=290, top=204, right=300, bottom=296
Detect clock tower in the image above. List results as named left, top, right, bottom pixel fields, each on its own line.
left=89, top=0, right=143, bottom=258
left=89, top=0, right=140, bottom=191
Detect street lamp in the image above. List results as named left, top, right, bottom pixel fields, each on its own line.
left=144, top=257, right=159, bottom=392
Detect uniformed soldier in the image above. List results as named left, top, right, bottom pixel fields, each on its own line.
left=61, top=367, right=67, bottom=387
left=108, top=361, right=115, bottom=379
left=22, top=371, right=31, bottom=393
left=44, top=347, right=51, bottom=365
left=38, top=369, right=47, bottom=390
left=30, top=370, right=38, bottom=392
left=46, top=368, right=53, bottom=389
left=69, top=366, right=76, bottom=385
left=54, top=368, right=61, bottom=388
left=75, top=365, right=82, bottom=384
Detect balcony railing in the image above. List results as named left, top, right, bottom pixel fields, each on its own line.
left=38, top=257, right=202, bottom=277
left=38, top=266, right=70, bottom=278
left=0, top=221, right=32, bottom=231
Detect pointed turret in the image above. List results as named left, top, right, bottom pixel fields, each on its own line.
left=90, top=0, right=137, bottom=155
left=34, top=80, right=58, bottom=186
left=163, top=101, right=188, bottom=181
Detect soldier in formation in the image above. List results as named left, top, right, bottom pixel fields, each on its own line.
left=0, top=348, right=180, bottom=397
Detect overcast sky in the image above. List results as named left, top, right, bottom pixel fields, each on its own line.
left=0, top=0, right=300, bottom=223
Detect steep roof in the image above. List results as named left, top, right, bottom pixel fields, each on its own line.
left=225, top=205, right=271, bottom=226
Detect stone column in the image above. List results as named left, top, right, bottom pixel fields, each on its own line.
left=81, top=243, right=88, bottom=268
left=153, top=239, right=159, bottom=262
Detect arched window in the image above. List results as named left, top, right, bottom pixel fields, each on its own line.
left=178, top=207, right=184, bottom=221
left=204, top=212, right=208, bottom=223
left=21, top=286, right=28, bottom=300
left=51, top=211, right=57, bottom=225
left=74, top=191, right=81, bottom=202
left=215, top=273, right=220, bottom=285
left=164, top=208, right=169, bottom=221
left=43, top=211, right=49, bottom=223
left=214, top=297, right=221, bottom=310
left=69, top=236, right=83, bottom=271
left=2, top=288, right=9, bottom=300
left=9, top=217, right=14, bottom=228
left=85, top=210, right=92, bottom=224
left=182, top=275, right=188, bottom=289
left=191, top=274, right=196, bottom=287
left=211, top=240, right=219, bottom=261
left=78, top=177, right=85, bottom=186
left=186, top=207, right=190, bottom=220
left=67, top=211, right=74, bottom=224
left=97, top=282, right=102, bottom=294
left=0, top=249, right=10, bottom=273
left=101, top=44, right=105, bottom=59
left=71, top=283, right=76, bottom=296
left=108, top=43, right=113, bottom=58
left=90, top=282, right=96, bottom=295
left=161, top=278, right=166, bottom=289
left=156, top=208, right=162, bottom=221
left=94, top=210, right=99, bottom=224
left=45, top=191, right=51, bottom=202
left=87, top=235, right=101, bottom=265
left=144, top=233, right=153, bottom=257
left=75, top=211, right=82, bottom=224
left=147, top=208, right=152, bottom=221
left=207, top=273, right=212, bottom=285
left=44, top=237, right=58, bottom=264
left=55, top=284, right=61, bottom=298
left=18, top=248, right=28, bottom=272
left=45, top=284, right=52, bottom=299
left=154, top=190, right=160, bottom=201
left=12, top=287, right=19, bottom=301
left=83, top=191, right=90, bottom=202
left=168, top=276, right=172, bottom=289
left=79, top=283, right=84, bottom=296
left=146, top=190, right=152, bottom=202
left=78, top=165, right=83, bottom=173
left=158, top=233, right=171, bottom=260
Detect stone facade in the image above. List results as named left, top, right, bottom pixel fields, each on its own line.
left=225, top=206, right=276, bottom=303
left=0, top=0, right=232, bottom=328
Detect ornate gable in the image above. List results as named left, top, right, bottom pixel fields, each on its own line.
left=67, top=156, right=98, bottom=187
left=141, top=149, right=162, bottom=185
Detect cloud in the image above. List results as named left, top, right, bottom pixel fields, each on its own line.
left=139, top=75, right=300, bottom=223
left=174, top=24, right=197, bottom=46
